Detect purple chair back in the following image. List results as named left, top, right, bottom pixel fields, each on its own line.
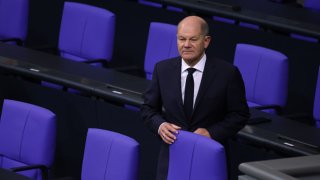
left=168, top=130, right=227, bottom=180
left=0, top=0, right=29, bottom=45
left=0, top=99, right=56, bottom=180
left=314, top=66, right=320, bottom=127
left=213, top=16, right=236, bottom=24
left=144, top=22, right=179, bottom=80
left=138, top=0, right=162, bottom=8
left=138, top=0, right=183, bottom=12
left=304, top=0, right=320, bottom=11
left=59, top=2, right=115, bottom=64
left=82, top=128, right=139, bottom=180
left=234, top=43, right=288, bottom=113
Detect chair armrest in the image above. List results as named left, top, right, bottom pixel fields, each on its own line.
left=0, top=38, right=23, bottom=46
left=11, top=164, right=49, bottom=180
left=252, top=105, right=282, bottom=114
left=82, top=58, right=106, bottom=63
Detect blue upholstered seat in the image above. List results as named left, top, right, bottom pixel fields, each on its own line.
left=234, top=43, right=288, bottom=114
left=0, top=99, right=56, bottom=180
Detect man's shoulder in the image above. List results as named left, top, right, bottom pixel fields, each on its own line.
left=156, top=56, right=180, bottom=68
left=207, top=57, right=237, bottom=71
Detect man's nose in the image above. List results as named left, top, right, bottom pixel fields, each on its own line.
left=183, top=40, right=191, bottom=47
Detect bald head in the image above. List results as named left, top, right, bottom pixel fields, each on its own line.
left=177, top=16, right=211, bottom=66
left=178, top=16, right=209, bottom=36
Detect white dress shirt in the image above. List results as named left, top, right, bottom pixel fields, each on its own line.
left=181, top=54, right=206, bottom=107
left=158, top=54, right=206, bottom=134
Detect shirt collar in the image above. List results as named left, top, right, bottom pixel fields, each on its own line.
left=181, top=53, right=206, bottom=73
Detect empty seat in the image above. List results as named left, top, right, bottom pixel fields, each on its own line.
left=81, top=128, right=139, bottom=180
left=144, top=22, right=179, bottom=80
left=0, top=99, right=56, bottom=180
left=0, top=0, right=29, bottom=46
left=58, top=2, right=115, bottom=67
left=234, top=43, right=288, bottom=114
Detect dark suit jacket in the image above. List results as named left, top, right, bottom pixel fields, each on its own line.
left=141, top=56, right=249, bottom=141
left=141, top=56, right=250, bottom=179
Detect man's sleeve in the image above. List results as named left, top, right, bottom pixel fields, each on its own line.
left=141, top=64, right=166, bottom=135
left=207, top=67, right=250, bottom=142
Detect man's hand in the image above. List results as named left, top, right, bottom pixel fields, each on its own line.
left=194, top=128, right=211, bottom=138
left=158, top=122, right=181, bottom=144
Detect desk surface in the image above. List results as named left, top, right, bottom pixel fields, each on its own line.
left=0, top=169, right=31, bottom=180
left=241, top=109, right=320, bottom=155
left=239, top=154, right=320, bottom=180
left=163, top=0, right=320, bottom=38
left=0, top=43, right=150, bottom=106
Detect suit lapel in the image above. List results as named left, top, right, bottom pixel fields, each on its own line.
left=170, top=58, right=187, bottom=122
left=193, top=58, right=217, bottom=115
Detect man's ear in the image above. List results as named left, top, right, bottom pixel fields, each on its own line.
left=204, top=36, right=211, bottom=48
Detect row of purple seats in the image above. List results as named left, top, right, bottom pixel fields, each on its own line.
left=0, top=1, right=115, bottom=68
left=213, top=0, right=320, bottom=43
left=83, top=129, right=228, bottom=180
left=0, top=99, right=140, bottom=180
left=0, top=98, right=227, bottom=179
left=138, top=0, right=183, bottom=12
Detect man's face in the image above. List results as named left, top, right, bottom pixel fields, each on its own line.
left=177, top=24, right=210, bottom=65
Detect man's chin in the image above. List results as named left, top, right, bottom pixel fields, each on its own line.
left=182, top=58, right=195, bottom=64
left=182, top=55, right=194, bottom=61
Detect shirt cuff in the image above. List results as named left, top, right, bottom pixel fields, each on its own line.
left=158, top=122, right=166, bottom=135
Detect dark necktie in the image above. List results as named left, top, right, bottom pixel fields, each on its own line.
left=184, top=68, right=196, bottom=122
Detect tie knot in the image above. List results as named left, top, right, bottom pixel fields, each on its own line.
left=187, top=68, right=196, bottom=75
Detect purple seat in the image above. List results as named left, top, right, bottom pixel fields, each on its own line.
left=168, top=130, right=227, bottom=180
left=138, top=0, right=183, bottom=12
left=0, top=99, right=56, bottom=180
left=213, top=16, right=236, bottom=24
left=290, top=33, right=318, bottom=43
left=239, top=22, right=260, bottom=30
left=58, top=2, right=115, bottom=67
left=314, top=66, right=320, bottom=127
left=138, top=0, right=162, bottom=8
left=234, top=43, right=288, bottom=114
left=81, top=128, right=139, bottom=180
left=0, top=0, right=29, bottom=46
left=144, top=22, right=179, bottom=80
left=304, top=0, right=320, bottom=11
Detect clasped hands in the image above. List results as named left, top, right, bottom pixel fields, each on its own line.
left=158, top=122, right=211, bottom=144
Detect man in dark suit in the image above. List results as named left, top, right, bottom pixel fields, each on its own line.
left=141, top=16, right=250, bottom=180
